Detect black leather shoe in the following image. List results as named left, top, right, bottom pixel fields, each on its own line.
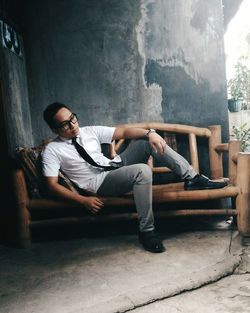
left=138, top=230, right=165, bottom=253
left=184, top=175, right=228, bottom=191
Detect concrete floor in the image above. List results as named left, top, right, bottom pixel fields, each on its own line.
left=0, top=217, right=249, bottom=313
left=130, top=273, right=250, bottom=313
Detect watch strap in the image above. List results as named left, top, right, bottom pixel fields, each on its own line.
left=146, top=129, right=156, bottom=137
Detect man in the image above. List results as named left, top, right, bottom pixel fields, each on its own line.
left=42, top=102, right=227, bottom=253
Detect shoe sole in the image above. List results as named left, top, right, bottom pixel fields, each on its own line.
left=143, top=246, right=166, bottom=253
left=139, top=238, right=166, bottom=253
left=184, top=184, right=227, bottom=191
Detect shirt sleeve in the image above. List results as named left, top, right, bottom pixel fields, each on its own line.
left=41, top=145, right=61, bottom=177
left=92, top=126, right=116, bottom=144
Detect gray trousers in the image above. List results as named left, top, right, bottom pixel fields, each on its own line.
left=97, top=139, right=197, bottom=232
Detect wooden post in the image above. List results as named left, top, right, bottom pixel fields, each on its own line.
left=228, top=140, right=241, bottom=185
left=12, top=169, right=32, bottom=248
left=208, top=125, right=223, bottom=179
left=189, top=133, right=199, bottom=173
left=236, top=152, right=250, bottom=236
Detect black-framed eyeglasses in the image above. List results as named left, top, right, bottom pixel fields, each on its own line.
left=54, top=113, right=78, bottom=131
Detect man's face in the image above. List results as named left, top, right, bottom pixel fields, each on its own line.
left=52, top=107, right=80, bottom=138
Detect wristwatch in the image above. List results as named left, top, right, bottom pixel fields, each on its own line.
left=146, top=128, right=156, bottom=137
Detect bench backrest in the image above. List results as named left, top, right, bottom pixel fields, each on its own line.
left=16, top=123, right=239, bottom=200
left=111, top=122, right=212, bottom=176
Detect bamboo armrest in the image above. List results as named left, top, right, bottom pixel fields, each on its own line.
left=114, top=122, right=211, bottom=137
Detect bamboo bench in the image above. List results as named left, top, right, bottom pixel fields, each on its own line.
left=12, top=123, right=250, bottom=248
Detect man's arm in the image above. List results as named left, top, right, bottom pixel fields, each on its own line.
left=45, top=176, right=104, bottom=214
left=113, top=127, right=166, bottom=154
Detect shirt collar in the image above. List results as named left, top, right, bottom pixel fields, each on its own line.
left=58, top=134, right=80, bottom=143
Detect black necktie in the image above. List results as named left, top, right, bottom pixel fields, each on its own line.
left=72, top=137, right=121, bottom=171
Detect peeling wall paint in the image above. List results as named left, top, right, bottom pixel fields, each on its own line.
left=136, top=0, right=163, bottom=122
left=1, top=0, right=228, bottom=172
left=142, top=0, right=226, bottom=92
left=140, top=0, right=228, bottom=146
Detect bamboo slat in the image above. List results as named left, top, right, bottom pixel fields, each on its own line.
left=152, top=167, right=172, bottom=173
left=29, top=197, right=134, bottom=210
left=236, top=152, right=250, bottom=235
left=153, top=186, right=239, bottom=202
left=189, top=133, right=199, bottom=173
left=30, top=208, right=237, bottom=229
left=154, top=209, right=237, bottom=217
left=229, top=140, right=241, bottom=185
left=208, top=125, right=223, bottom=179
left=152, top=182, right=184, bottom=191
left=30, top=213, right=138, bottom=227
left=215, top=143, right=229, bottom=152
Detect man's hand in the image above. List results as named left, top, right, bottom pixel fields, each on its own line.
left=81, top=196, right=104, bottom=214
left=45, top=177, right=104, bottom=214
left=148, top=132, right=166, bottom=154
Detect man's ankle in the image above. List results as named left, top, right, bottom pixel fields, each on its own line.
left=188, top=174, right=200, bottom=180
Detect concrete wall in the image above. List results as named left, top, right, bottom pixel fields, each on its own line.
left=23, top=0, right=228, bottom=147
left=0, top=0, right=228, bottom=174
left=144, top=0, right=228, bottom=128
left=23, top=0, right=146, bottom=142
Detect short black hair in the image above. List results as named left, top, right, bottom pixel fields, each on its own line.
left=43, top=102, right=70, bottom=128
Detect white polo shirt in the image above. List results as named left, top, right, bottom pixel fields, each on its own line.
left=42, top=126, right=121, bottom=193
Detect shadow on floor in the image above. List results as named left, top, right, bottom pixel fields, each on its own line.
left=28, top=215, right=237, bottom=245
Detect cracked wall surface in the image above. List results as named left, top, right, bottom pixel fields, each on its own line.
left=142, top=0, right=228, bottom=136
left=2, top=0, right=228, bottom=158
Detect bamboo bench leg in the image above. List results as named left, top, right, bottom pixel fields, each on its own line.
left=17, top=205, right=31, bottom=248
left=12, top=169, right=32, bottom=248
left=236, top=152, right=250, bottom=237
